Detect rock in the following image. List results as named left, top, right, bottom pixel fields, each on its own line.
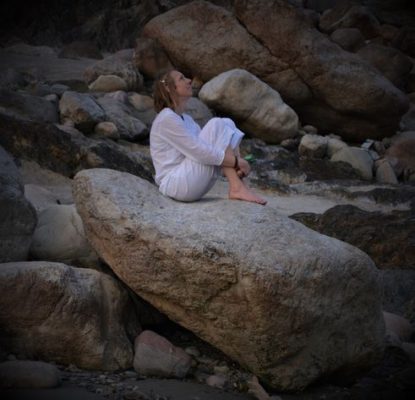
left=73, top=168, right=384, bottom=391
left=0, top=113, right=154, bottom=182
left=385, top=136, right=415, bottom=180
left=232, top=0, right=408, bottom=141
left=327, top=137, right=348, bottom=157
left=84, top=49, right=143, bottom=92
left=88, top=75, right=128, bottom=92
left=128, top=93, right=157, bottom=127
left=29, top=204, right=99, bottom=268
left=298, top=134, right=328, bottom=158
left=319, top=2, right=381, bottom=39
left=402, top=342, right=415, bottom=362
left=133, top=37, right=173, bottom=79
left=0, top=89, right=59, bottom=123
left=357, top=43, right=413, bottom=89
left=59, top=91, right=106, bottom=133
left=0, top=146, right=37, bottom=263
left=94, top=121, right=120, bottom=139
left=400, top=104, right=415, bottom=131
left=0, top=68, right=27, bottom=90
left=184, top=97, right=214, bottom=129
left=383, top=311, right=414, bottom=342
left=290, top=205, right=415, bottom=270
left=96, top=94, right=148, bottom=142
left=133, top=330, right=192, bottom=378
left=0, top=360, right=61, bottom=389
left=199, top=69, right=299, bottom=144
left=375, top=158, right=399, bottom=184
left=143, top=0, right=312, bottom=107
left=5, top=43, right=57, bottom=57
left=206, top=374, right=228, bottom=389
left=380, top=269, right=415, bottom=322
left=331, top=147, right=373, bottom=180
left=330, top=27, right=365, bottom=52
left=0, top=261, right=139, bottom=370
left=58, top=40, right=103, bottom=60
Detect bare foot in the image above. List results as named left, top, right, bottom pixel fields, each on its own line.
left=229, top=184, right=267, bottom=205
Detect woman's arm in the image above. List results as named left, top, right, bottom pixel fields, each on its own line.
left=158, top=113, right=224, bottom=165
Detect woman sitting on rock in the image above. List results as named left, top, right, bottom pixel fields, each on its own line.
left=150, top=69, right=266, bottom=205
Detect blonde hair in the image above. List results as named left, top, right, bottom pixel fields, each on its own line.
left=153, top=70, right=179, bottom=113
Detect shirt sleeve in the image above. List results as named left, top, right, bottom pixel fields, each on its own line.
left=160, top=113, right=225, bottom=165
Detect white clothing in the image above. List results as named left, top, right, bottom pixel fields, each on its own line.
left=150, top=108, right=244, bottom=201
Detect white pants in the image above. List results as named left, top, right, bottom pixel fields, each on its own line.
left=160, top=118, right=244, bottom=202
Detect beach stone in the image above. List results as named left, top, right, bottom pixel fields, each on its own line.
left=0, top=261, right=139, bottom=370
left=184, top=97, right=214, bottom=129
left=133, top=330, right=192, bottom=378
left=94, top=121, right=120, bottom=139
left=88, top=75, right=128, bottom=92
left=73, top=168, right=385, bottom=391
left=331, top=147, right=373, bottom=180
left=59, top=91, right=105, bottom=133
left=199, top=69, right=299, bottom=144
left=0, top=360, right=60, bottom=389
left=327, top=137, right=348, bottom=157
left=298, top=134, right=328, bottom=158
left=375, top=158, right=399, bottom=184
left=383, top=311, right=414, bottom=342
left=29, top=204, right=99, bottom=268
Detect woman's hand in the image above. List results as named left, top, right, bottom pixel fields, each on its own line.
left=237, top=157, right=251, bottom=178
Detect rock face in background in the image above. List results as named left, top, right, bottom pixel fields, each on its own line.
left=0, top=261, right=140, bottom=370
left=233, top=0, right=409, bottom=140
left=0, top=146, right=37, bottom=263
left=73, top=168, right=385, bottom=391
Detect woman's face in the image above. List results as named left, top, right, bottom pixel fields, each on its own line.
left=171, top=70, right=193, bottom=99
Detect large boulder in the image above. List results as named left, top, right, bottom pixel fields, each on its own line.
left=0, top=147, right=37, bottom=263
left=143, top=0, right=409, bottom=141
left=199, top=69, right=299, bottom=144
left=72, top=168, right=385, bottom=391
left=0, top=261, right=139, bottom=370
left=233, top=0, right=409, bottom=140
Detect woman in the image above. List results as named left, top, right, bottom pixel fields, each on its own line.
left=150, top=70, right=266, bottom=205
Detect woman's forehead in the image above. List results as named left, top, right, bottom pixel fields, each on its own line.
left=171, top=70, right=183, bottom=80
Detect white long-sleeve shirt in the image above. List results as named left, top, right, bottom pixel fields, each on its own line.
left=150, top=108, right=225, bottom=187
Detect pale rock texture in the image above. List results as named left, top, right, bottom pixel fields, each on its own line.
left=133, top=330, right=192, bottom=378
left=0, top=261, right=139, bottom=370
left=375, top=159, right=399, bottom=184
left=184, top=97, right=213, bottom=128
left=299, top=134, right=328, bottom=158
left=199, top=69, right=299, bottom=143
left=331, top=147, right=374, bottom=180
left=72, top=168, right=385, bottom=391
left=88, top=74, right=128, bottom=92
left=29, top=204, right=99, bottom=268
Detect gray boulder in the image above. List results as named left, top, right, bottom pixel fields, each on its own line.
left=72, top=168, right=385, bottom=391
left=199, top=69, right=299, bottom=143
left=59, top=91, right=106, bottom=133
left=0, top=89, right=59, bottom=123
left=0, top=147, right=37, bottom=263
left=0, top=261, right=140, bottom=370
